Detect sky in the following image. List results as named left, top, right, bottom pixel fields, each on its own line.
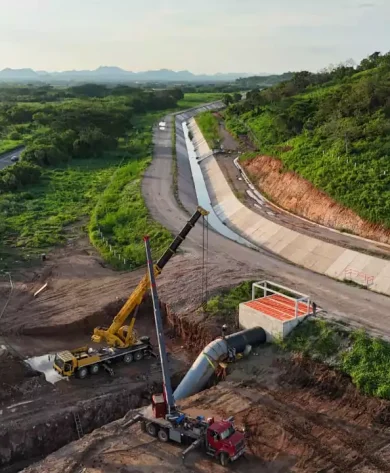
left=0, top=0, right=389, bottom=74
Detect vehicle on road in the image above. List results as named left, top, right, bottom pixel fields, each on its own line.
left=10, top=155, right=19, bottom=162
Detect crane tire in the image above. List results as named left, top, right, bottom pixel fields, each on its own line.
left=146, top=422, right=158, bottom=437
left=77, top=367, right=88, bottom=379
left=219, top=452, right=229, bottom=467
left=123, top=353, right=133, bottom=364
left=157, top=429, right=169, bottom=443
left=134, top=350, right=144, bottom=361
left=89, top=364, right=99, bottom=375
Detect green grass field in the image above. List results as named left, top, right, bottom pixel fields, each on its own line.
left=0, top=158, right=120, bottom=269
left=195, top=111, right=220, bottom=148
left=177, top=93, right=223, bottom=109
left=279, top=317, right=390, bottom=400
left=89, top=113, right=172, bottom=269
left=0, top=139, right=23, bottom=155
left=0, top=93, right=220, bottom=271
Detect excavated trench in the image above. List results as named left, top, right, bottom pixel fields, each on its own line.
left=0, top=299, right=212, bottom=472
left=0, top=378, right=184, bottom=473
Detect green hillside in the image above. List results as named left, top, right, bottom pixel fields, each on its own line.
left=235, top=72, right=294, bottom=89
left=226, top=52, right=390, bottom=228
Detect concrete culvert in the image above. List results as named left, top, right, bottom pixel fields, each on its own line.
left=174, top=327, right=266, bottom=401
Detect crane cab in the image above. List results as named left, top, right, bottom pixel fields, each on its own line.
left=152, top=394, right=168, bottom=419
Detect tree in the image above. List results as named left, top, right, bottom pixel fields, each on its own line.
left=70, top=84, right=109, bottom=98
left=223, top=94, right=234, bottom=106
left=359, top=52, right=382, bottom=71
left=167, top=88, right=184, bottom=101
left=233, top=92, right=242, bottom=103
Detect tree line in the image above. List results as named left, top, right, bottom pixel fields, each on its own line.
left=0, top=86, right=185, bottom=193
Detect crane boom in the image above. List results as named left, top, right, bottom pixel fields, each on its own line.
left=144, top=235, right=176, bottom=414
left=92, top=206, right=209, bottom=348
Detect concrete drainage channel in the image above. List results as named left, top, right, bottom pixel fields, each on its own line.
left=182, top=121, right=255, bottom=249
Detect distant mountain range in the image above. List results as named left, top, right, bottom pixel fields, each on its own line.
left=0, top=67, right=259, bottom=84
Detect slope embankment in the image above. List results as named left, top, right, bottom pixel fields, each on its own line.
left=244, top=155, right=390, bottom=245
left=188, top=118, right=390, bottom=296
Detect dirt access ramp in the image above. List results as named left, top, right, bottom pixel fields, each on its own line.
left=21, top=350, right=390, bottom=473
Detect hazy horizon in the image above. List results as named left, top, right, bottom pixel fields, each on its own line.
left=1, top=0, right=389, bottom=74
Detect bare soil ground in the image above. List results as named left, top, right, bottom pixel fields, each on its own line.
left=245, top=154, right=390, bottom=246
left=21, top=347, right=390, bottom=473
left=0, top=232, right=255, bottom=472
left=0, top=236, right=254, bottom=341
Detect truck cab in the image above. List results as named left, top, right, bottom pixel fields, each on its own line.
left=53, top=351, right=77, bottom=377
left=206, top=419, right=245, bottom=465
left=53, top=348, right=100, bottom=378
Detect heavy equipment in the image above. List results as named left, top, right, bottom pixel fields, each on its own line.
left=126, top=236, right=246, bottom=467
left=53, top=206, right=209, bottom=379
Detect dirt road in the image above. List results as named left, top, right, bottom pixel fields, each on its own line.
left=143, top=108, right=390, bottom=339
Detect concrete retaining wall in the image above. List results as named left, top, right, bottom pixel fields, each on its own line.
left=188, top=118, right=390, bottom=296
left=239, top=303, right=307, bottom=341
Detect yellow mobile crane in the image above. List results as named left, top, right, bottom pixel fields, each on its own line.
left=53, top=206, right=209, bottom=379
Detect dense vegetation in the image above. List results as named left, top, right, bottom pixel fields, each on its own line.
left=89, top=112, right=172, bottom=269
left=0, top=85, right=184, bottom=192
left=225, top=52, right=390, bottom=227
left=235, top=72, right=294, bottom=89
left=0, top=86, right=220, bottom=269
left=205, top=281, right=254, bottom=324
left=283, top=318, right=390, bottom=400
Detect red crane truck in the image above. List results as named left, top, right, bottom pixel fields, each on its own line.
left=126, top=236, right=246, bottom=467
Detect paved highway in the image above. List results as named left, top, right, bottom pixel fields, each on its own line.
left=142, top=106, right=390, bottom=339
left=0, top=147, right=24, bottom=170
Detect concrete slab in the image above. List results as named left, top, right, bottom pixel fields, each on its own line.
left=324, top=250, right=358, bottom=279
left=230, top=208, right=254, bottom=230
left=362, top=259, right=390, bottom=280
left=279, top=236, right=321, bottom=262
left=251, top=221, right=281, bottom=244
left=239, top=295, right=310, bottom=342
left=347, top=253, right=377, bottom=273
left=213, top=202, right=230, bottom=223
left=307, top=243, right=346, bottom=273
left=371, top=264, right=390, bottom=294
left=267, top=230, right=300, bottom=254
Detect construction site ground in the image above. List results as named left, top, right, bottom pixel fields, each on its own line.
left=0, top=233, right=256, bottom=472
left=1, top=104, right=390, bottom=472
left=22, top=346, right=390, bottom=473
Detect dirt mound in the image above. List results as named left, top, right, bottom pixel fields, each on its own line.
left=0, top=242, right=255, bottom=344
left=244, top=155, right=390, bottom=244
left=0, top=350, right=46, bottom=406
left=23, top=363, right=390, bottom=473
